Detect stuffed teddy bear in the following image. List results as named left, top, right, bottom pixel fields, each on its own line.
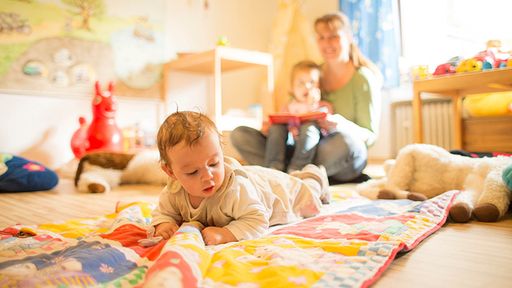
left=74, top=149, right=167, bottom=193
left=356, top=144, right=512, bottom=223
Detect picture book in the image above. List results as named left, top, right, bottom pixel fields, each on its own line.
left=268, top=111, right=327, bottom=125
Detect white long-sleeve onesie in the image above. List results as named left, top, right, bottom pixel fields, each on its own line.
left=151, top=157, right=323, bottom=241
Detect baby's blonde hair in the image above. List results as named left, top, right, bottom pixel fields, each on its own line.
left=157, top=111, right=220, bottom=165
left=290, top=60, right=320, bottom=84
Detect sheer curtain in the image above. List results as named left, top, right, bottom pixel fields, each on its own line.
left=340, top=0, right=401, bottom=88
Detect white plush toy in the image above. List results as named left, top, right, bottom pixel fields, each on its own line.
left=356, top=144, right=512, bottom=222
left=75, top=150, right=167, bottom=193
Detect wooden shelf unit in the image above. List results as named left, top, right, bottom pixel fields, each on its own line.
left=412, top=67, right=512, bottom=150
left=162, top=47, right=274, bottom=127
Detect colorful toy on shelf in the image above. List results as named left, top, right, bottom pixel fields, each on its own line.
left=486, top=39, right=511, bottom=69
left=475, top=49, right=497, bottom=70
left=433, top=63, right=456, bottom=76
left=456, top=58, right=483, bottom=73
left=411, top=65, right=430, bottom=80
left=70, top=81, right=124, bottom=159
left=433, top=56, right=462, bottom=76
left=434, top=40, right=511, bottom=76
left=455, top=42, right=511, bottom=73
left=494, top=53, right=511, bottom=68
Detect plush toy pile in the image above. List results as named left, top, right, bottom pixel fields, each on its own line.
left=357, top=144, right=512, bottom=223
left=432, top=39, right=511, bottom=76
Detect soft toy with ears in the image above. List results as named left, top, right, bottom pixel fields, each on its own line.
left=356, top=144, right=512, bottom=223
left=74, top=150, right=167, bottom=193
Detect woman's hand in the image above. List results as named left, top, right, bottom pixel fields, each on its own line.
left=154, top=222, right=179, bottom=239
left=201, top=226, right=237, bottom=245
left=317, top=113, right=339, bottom=133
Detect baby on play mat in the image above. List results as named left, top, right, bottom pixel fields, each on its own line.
left=150, top=111, right=330, bottom=245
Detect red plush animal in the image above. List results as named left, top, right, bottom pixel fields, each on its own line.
left=433, top=63, right=456, bottom=76
left=70, top=81, right=123, bottom=158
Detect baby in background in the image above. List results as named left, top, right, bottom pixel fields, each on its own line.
left=151, top=111, right=330, bottom=245
left=285, top=60, right=332, bottom=116
left=265, top=60, right=332, bottom=173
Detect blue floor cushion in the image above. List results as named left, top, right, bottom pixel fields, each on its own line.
left=0, top=153, right=59, bottom=192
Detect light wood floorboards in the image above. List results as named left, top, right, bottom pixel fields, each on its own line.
left=1, top=179, right=511, bottom=287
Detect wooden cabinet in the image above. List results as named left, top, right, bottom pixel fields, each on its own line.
left=463, top=116, right=512, bottom=153
left=412, top=67, right=512, bottom=150
left=162, top=47, right=274, bottom=129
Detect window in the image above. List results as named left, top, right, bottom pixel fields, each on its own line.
left=400, top=0, right=511, bottom=72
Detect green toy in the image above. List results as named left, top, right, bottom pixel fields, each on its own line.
left=216, top=35, right=230, bottom=46
left=503, top=164, right=512, bottom=191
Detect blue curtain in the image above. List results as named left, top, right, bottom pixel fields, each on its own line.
left=340, top=0, right=401, bottom=88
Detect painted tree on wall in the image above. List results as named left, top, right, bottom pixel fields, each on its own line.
left=61, top=0, right=105, bottom=31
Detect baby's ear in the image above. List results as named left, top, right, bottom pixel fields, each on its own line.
left=161, top=163, right=176, bottom=179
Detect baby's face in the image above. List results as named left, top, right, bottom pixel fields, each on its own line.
left=292, top=69, right=320, bottom=105
left=166, top=129, right=225, bottom=203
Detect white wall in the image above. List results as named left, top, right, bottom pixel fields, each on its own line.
left=400, top=0, right=512, bottom=70
left=368, top=88, right=393, bottom=160
left=0, top=0, right=339, bottom=168
left=163, top=0, right=338, bottom=115
left=0, top=92, right=161, bottom=168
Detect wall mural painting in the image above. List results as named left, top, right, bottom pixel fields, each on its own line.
left=0, top=0, right=167, bottom=99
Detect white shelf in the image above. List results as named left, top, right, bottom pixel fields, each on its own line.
left=163, top=47, right=275, bottom=127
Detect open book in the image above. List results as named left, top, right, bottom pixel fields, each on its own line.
left=268, top=111, right=327, bottom=125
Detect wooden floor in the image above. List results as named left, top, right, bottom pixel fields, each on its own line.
left=0, top=180, right=162, bottom=226
left=1, top=178, right=511, bottom=287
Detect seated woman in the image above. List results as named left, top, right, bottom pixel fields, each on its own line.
left=230, top=12, right=382, bottom=183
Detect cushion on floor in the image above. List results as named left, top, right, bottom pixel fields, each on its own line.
left=0, top=153, right=59, bottom=192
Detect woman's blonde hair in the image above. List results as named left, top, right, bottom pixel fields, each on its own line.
left=157, top=111, right=220, bottom=165
left=314, top=12, right=382, bottom=79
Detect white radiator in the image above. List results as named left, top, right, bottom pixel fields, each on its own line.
left=391, top=98, right=452, bottom=156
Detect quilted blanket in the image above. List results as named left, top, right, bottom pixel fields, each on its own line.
left=0, top=189, right=458, bottom=287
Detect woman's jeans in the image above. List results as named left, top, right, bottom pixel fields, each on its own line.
left=264, top=122, right=322, bottom=172
left=230, top=125, right=368, bottom=182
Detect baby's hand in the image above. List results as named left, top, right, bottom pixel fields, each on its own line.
left=154, top=222, right=179, bottom=239
left=201, top=226, right=237, bottom=245
left=289, top=126, right=299, bottom=139
left=307, top=87, right=321, bottom=104
left=318, top=113, right=339, bottom=133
